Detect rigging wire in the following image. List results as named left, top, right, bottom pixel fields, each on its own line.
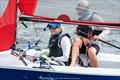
left=33, top=22, right=39, bottom=37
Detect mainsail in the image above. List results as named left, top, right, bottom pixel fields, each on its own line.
left=0, top=0, right=17, bottom=51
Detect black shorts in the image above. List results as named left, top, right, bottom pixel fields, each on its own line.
left=79, top=43, right=100, bottom=55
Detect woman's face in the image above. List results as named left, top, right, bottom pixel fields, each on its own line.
left=76, top=4, right=89, bottom=16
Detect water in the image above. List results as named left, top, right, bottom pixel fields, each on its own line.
left=16, top=0, right=120, bottom=54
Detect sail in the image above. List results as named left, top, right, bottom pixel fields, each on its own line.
left=0, top=0, right=17, bottom=51
left=19, top=0, right=37, bottom=16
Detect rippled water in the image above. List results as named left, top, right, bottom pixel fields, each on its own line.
left=16, top=0, right=120, bottom=54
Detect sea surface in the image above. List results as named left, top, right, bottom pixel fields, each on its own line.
left=16, top=0, right=120, bottom=54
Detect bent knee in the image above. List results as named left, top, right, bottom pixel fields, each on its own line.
left=73, top=38, right=82, bottom=45
left=88, top=47, right=97, bottom=54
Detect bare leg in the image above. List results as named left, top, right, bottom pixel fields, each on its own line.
left=88, top=47, right=98, bottom=67
left=70, top=38, right=82, bottom=66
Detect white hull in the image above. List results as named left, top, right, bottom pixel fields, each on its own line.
left=0, top=49, right=120, bottom=80
left=0, top=49, right=120, bottom=74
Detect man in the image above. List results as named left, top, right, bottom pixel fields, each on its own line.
left=46, top=22, right=71, bottom=65
left=70, top=0, right=110, bottom=67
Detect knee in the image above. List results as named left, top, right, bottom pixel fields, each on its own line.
left=88, top=47, right=97, bottom=54
left=73, top=38, right=82, bottom=46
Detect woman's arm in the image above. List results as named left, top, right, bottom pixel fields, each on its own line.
left=54, top=36, right=71, bottom=62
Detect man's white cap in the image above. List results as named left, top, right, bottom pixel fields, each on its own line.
left=77, top=0, right=90, bottom=10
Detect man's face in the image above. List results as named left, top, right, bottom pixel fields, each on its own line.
left=50, top=28, right=60, bottom=35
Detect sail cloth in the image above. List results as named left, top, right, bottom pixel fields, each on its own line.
left=19, top=0, right=37, bottom=16
left=0, top=0, right=38, bottom=51
left=0, top=0, right=17, bottom=51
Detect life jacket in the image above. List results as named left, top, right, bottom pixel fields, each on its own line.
left=48, top=33, right=72, bottom=58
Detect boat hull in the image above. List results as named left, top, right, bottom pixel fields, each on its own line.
left=0, top=50, right=120, bottom=80
left=0, top=67, right=119, bottom=80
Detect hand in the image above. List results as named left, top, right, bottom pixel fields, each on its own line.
left=93, top=35, right=101, bottom=41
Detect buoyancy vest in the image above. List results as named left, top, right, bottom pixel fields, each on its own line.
left=48, top=33, right=71, bottom=58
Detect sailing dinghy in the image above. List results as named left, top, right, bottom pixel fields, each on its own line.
left=0, top=0, right=120, bottom=80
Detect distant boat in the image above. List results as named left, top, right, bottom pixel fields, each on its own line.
left=0, top=0, right=120, bottom=80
